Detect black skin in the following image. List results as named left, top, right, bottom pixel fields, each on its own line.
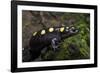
left=29, top=26, right=79, bottom=61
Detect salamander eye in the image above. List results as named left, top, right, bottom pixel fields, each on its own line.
left=71, top=27, right=76, bottom=32
left=70, top=26, right=78, bottom=33
left=41, top=30, right=46, bottom=35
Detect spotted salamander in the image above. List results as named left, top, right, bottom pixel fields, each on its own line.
left=29, top=26, right=79, bottom=61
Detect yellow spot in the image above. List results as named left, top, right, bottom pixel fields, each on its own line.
left=71, top=27, right=75, bottom=29
left=41, top=30, right=46, bottom=35
left=66, top=27, right=69, bottom=29
left=49, top=28, right=54, bottom=32
left=60, top=27, right=65, bottom=32
left=33, top=32, right=37, bottom=36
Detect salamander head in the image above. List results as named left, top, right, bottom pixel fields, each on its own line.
left=60, top=26, right=79, bottom=39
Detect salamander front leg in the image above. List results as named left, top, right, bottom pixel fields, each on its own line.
left=51, top=38, right=60, bottom=52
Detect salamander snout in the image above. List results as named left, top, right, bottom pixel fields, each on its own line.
left=69, top=26, right=79, bottom=33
